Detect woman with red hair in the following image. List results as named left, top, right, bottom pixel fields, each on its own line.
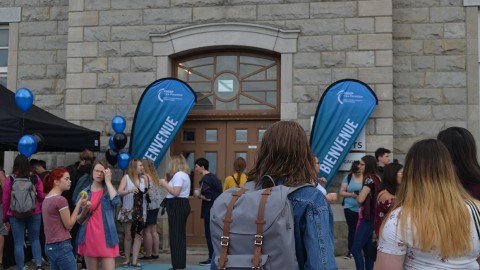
left=42, top=168, right=88, bottom=270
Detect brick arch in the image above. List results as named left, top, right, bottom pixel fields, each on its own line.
left=150, top=22, right=300, bottom=55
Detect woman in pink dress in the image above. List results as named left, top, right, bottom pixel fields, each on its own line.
left=77, top=160, right=120, bottom=270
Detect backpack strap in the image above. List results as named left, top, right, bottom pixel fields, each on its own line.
left=252, top=188, right=272, bottom=269
left=218, top=188, right=248, bottom=270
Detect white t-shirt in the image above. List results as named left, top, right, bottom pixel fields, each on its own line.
left=166, top=171, right=191, bottom=198
left=316, top=184, right=327, bottom=195
left=379, top=207, right=480, bottom=269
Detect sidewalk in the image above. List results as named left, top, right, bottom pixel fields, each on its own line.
left=23, top=247, right=355, bottom=269
left=113, top=247, right=355, bottom=270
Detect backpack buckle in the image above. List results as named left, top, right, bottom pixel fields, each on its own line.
left=254, top=235, right=263, bottom=246
left=221, top=236, right=230, bottom=246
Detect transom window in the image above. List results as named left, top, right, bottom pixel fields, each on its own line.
left=0, top=26, right=8, bottom=87
left=174, top=51, right=280, bottom=118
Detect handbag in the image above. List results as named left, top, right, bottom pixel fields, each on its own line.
left=160, top=198, right=167, bottom=216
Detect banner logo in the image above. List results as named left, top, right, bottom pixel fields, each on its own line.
left=157, top=88, right=184, bottom=103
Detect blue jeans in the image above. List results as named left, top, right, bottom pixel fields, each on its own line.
left=351, top=218, right=374, bottom=270
left=344, top=208, right=359, bottom=254
left=9, top=214, right=43, bottom=270
left=45, top=240, right=77, bottom=270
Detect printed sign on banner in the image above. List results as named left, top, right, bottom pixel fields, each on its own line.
left=130, top=78, right=197, bottom=168
left=310, top=79, right=377, bottom=187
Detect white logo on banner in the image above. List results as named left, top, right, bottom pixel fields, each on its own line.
left=337, top=89, right=364, bottom=104
left=157, top=88, right=183, bottom=103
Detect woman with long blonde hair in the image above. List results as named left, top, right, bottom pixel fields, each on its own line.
left=159, top=155, right=191, bottom=270
left=139, top=159, right=166, bottom=261
left=375, top=139, right=480, bottom=269
left=117, top=159, right=148, bottom=268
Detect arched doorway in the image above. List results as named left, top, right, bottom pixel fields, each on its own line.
left=150, top=22, right=300, bottom=247
left=172, top=50, right=280, bottom=245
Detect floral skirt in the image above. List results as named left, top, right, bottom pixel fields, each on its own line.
left=117, top=208, right=133, bottom=223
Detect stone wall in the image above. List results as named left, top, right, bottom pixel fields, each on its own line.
left=392, top=0, right=477, bottom=161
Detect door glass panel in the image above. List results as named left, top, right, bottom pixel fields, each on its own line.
left=205, top=152, right=217, bottom=174
left=183, top=129, right=195, bottom=142
left=0, top=29, right=8, bottom=47
left=258, top=129, right=266, bottom=142
left=205, top=129, right=217, bottom=142
left=0, top=50, right=7, bottom=66
left=216, top=100, right=236, bottom=110
left=236, top=130, right=248, bottom=142
left=217, top=56, right=237, bottom=72
left=192, top=65, right=214, bottom=78
left=182, top=57, right=213, bottom=67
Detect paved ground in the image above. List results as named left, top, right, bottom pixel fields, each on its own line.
left=21, top=247, right=355, bottom=269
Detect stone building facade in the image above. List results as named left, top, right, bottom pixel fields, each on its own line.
left=0, top=0, right=479, bottom=254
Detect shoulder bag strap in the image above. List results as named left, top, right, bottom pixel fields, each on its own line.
left=218, top=188, right=248, bottom=269
left=232, top=174, right=240, bottom=187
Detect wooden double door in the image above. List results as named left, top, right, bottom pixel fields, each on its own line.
left=171, top=120, right=274, bottom=246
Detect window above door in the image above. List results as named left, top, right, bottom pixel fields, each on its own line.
left=174, top=51, right=280, bottom=120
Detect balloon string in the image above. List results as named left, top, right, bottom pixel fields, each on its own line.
left=21, top=112, right=25, bottom=136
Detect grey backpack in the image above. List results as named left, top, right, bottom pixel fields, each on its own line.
left=10, top=175, right=37, bottom=219
left=210, top=184, right=302, bottom=270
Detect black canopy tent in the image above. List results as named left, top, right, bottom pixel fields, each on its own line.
left=0, top=84, right=100, bottom=152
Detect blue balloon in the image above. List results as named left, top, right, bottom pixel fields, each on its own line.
left=18, top=134, right=37, bottom=158
left=112, top=115, right=126, bottom=133
left=117, top=152, right=131, bottom=170
left=15, top=88, right=34, bottom=112
left=109, top=135, right=117, bottom=150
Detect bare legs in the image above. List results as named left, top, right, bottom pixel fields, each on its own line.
left=143, top=224, right=159, bottom=257
left=122, top=222, right=132, bottom=264
left=85, top=256, right=115, bottom=270
left=131, top=233, right=142, bottom=265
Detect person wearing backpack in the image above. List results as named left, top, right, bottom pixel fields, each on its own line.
left=223, top=157, right=247, bottom=191
left=338, top=160, right=363, bottom=260
left=2, top=154, right=46, bottom=270
left=194, top=157, right=223, bottom=266
left=210, top=121, right=337, bottom=270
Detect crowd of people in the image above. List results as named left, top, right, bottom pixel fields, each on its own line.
left=0, top=123, right=480, bottom=270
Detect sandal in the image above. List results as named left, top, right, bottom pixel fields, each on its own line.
left=121, top=261, right=130, bottom=268
left=131, top=262, right=142, bottom=269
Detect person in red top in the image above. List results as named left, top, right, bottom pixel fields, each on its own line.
left=42, top=168, right=87, bottom=270
left=2, top=154, right=46, bottom=270
left=374, top=162, right=403, bottom=236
